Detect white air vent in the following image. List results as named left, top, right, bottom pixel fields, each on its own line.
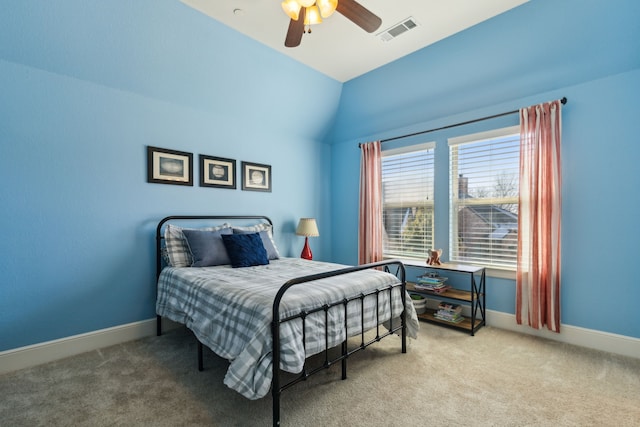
left=378, top=17, right=418, bottom=42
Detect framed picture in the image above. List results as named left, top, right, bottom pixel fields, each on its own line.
left=200, top=155, right=236, bottom=189
left=147, top=146, right=193, bottom=186
left=241, top=161, right=272, bottom=192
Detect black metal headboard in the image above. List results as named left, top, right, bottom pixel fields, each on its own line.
left=155, top=215, right=274, bottom=279
left=155, top=215, right=273, bottom=336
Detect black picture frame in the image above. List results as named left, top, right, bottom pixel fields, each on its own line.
left=147, top=146, right=193, bottom=186
left=241, top=161, right=272, bottom=192
left=200, top=155, right=236, bottom=189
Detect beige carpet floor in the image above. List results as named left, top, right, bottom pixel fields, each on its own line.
left=1, top=323, right=639, bottom=426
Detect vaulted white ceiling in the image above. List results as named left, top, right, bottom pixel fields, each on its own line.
left=181, top=0, right=529, bottom=82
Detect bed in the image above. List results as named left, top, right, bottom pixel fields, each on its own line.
left=154, top=215, right=419, bottom=426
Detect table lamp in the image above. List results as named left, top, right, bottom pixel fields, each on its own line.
left=295, top=218, right=319, bottom=260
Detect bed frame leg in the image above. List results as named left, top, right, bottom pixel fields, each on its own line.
left=402, top=317, right=407, bottom=354
left=341, top=340, right=348, bottom=380
left=156, top=315, right=162, bottom=336
left=198, top=341, right=204, bottom=371
left=402, top=293, right=407, bottom=353
left=272, top=392, right=281, bottom=427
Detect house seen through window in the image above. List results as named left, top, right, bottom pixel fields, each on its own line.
left=449, top=126, right=520, bottom=269
left=381, top=143, right=434, bottom=259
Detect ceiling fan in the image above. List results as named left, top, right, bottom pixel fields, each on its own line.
left=281, top=0, right=382, bottom=48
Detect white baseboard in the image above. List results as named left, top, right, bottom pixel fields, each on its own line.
left=486, top=309, right=640, bottom=359
left=0, top=318, right=182, bottom=375
left=1, top=312, right=637, bottom=375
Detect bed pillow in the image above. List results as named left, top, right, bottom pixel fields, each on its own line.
left=232, top=224, right=280, bottom=260
left=164, top=223, right=230, bottom=267
left=221, top=233, right=269, bottom=268
left=182, top=228, right=233, bottom=267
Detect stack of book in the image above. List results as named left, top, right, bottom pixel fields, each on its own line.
left=413, top=273, right=449, bottom=293
left=434, top=301, right=464, bottom=323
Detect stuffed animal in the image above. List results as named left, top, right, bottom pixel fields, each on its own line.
left=426, top=249, right=442, bottom=266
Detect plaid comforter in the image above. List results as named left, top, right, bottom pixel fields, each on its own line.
left=156, top=258, right=419, bottom=399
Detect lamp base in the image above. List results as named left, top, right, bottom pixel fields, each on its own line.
left=300, top=237, right=313, bottom=260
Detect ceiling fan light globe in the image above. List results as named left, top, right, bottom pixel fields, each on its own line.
left=317, top=0, right=337, bottom=18
left=304, top=5, right=322, bottom=25
left=281, top=0, right=301, bottom=20
left=298, top=0, right=316, bottom=7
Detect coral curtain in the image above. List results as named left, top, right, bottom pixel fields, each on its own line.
left=358, top=141, right=383, bottom=265
left=516, top=100, right=563, bottom=332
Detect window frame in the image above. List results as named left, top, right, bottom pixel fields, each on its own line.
left=381, top=142, right=435, bottom=261
left=448, top=126, right=520, bottom=271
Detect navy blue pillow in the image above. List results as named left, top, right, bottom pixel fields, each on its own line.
left=233, top=229, right=280, bottom=260
left=221, top=233, right=269, bottom=268
left=182, top=228, right=232, bottom=267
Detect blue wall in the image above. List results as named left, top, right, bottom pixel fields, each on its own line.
left=0, top=0, right=341, bottom=351
left=1, top=0, right=639, bottom=353
left=330, top=0, right=640, bottom=338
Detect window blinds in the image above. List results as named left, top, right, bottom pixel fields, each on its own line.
left=449, top=126, right=520, bottom=269
left=381, top=143, right=435, bottom=259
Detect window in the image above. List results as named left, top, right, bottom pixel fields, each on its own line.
left=449, top=126, right=520, bottom=269
left=381, top=143, right=435, bottom=259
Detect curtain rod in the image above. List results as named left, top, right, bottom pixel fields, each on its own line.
left=359, top=97, right=567, bottom=147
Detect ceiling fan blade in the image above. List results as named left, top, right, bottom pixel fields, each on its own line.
left=284, top=7, right=306, bottom=48
left=336, top=0, right=382, bottom=33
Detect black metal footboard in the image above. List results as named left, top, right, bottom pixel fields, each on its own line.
left=270, top=260, right=407, bottom=427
